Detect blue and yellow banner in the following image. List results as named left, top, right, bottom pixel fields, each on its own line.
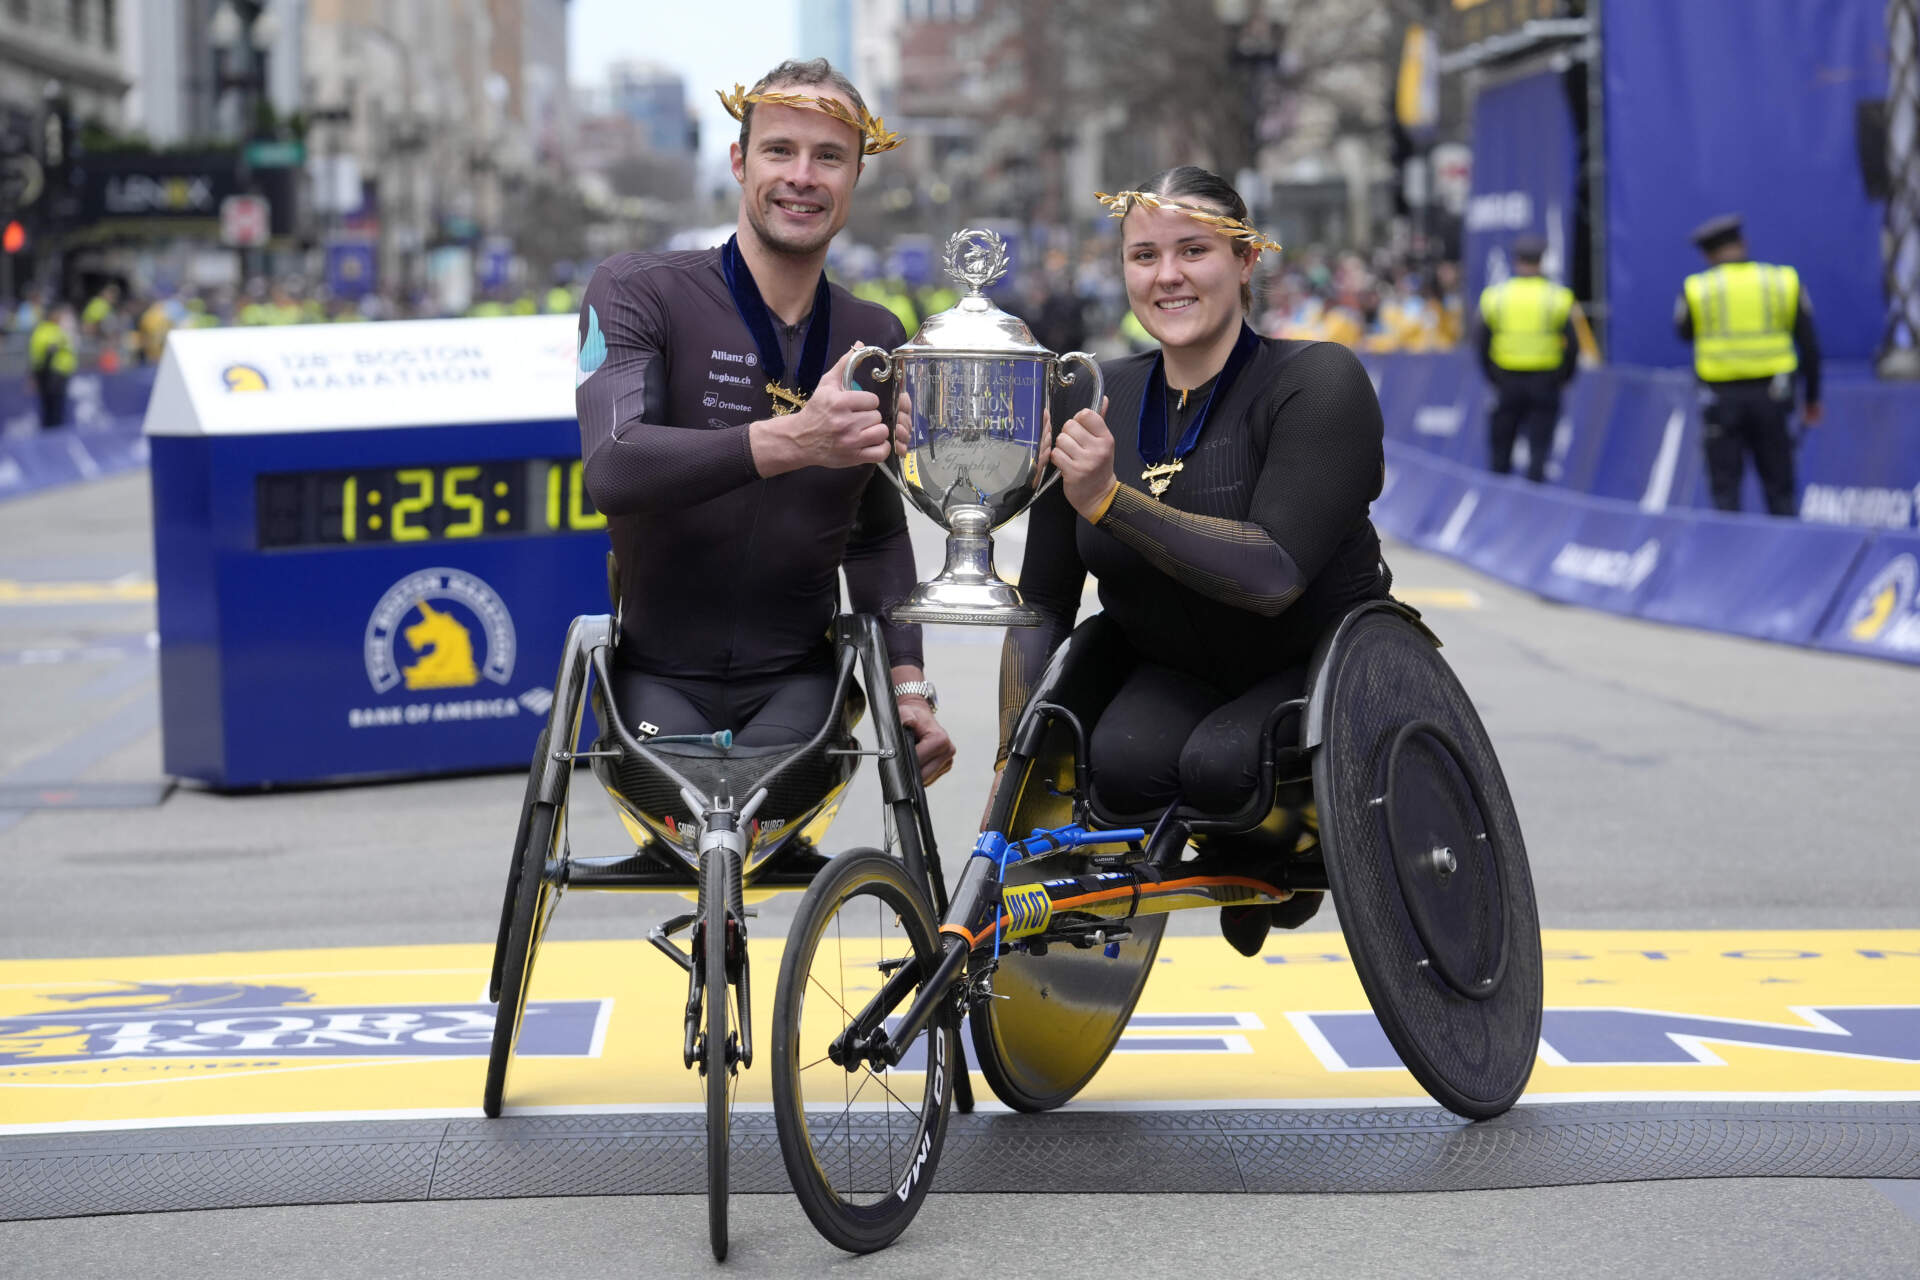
left=2, top=931, right=1915, bottom=1132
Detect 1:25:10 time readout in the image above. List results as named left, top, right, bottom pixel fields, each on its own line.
left=255, top=459, right=606, bottom=548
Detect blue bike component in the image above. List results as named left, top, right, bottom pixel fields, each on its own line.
left=970, top=823, right=1146, bottom=870
left=968, top=830, right=1016, bottom=869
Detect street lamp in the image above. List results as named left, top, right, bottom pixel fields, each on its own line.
left=1212, top=0, right=1285, bottom=178
left=211, top=1, right=275, bottom=140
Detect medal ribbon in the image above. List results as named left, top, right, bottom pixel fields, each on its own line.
left=1137, top=323, right=1262, bottom=474
left=721, top=234, right=833, bottom=411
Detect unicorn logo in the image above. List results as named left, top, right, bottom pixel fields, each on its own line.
left=576, top=304, right=607, bottom=387
left=401, top=599, right=481, bottom=689
left=364, top=568, right=515, bottom=695
left=222, top=363, right=269, bottom=393
left=1845, top=554, right=1917, bottom=644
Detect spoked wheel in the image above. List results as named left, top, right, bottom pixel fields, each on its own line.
left=702, top=844, right=739, bottom=1262
left=483, top=792, right=566, bottom=1118
left=773, top=848, right=953, bottom=1255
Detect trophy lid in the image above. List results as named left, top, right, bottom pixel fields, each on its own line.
left=896, top=228, right=1051, bottom=356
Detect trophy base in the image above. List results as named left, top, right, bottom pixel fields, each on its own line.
left=888, top=578, right=1041, bottom=628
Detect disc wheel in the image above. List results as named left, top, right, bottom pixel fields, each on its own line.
left=1313, top=608, right=1542, bottom=1119
left=703, top=844, right=738, bottom=1262
left=971, top=750, right=1166, bottom=1113
left=971, top=908, right=1166, bottom=1112
left=483, top=794, right=564, bottom=1118
left=773, top=848, right=953, bottom=1255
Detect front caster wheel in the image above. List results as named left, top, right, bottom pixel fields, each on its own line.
left=771, top=848, right=953, bottom=1254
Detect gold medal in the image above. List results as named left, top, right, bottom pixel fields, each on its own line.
left=767, top=382, right=807, bottom=417
left=1142, top=461, right=1183, bottom=498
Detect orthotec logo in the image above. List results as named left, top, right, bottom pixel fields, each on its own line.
left=222, top=363, right=269, bottom=393
left=1550, top=538, right=1661, bottom=590
left=1843, top=553, right=1920, bottom=649
left=363, top=568, right=516, bottom=694
left=0, top=980, right=604, bottom=1068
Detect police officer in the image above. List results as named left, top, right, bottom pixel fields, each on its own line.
left=28, top=302, right=78, bottom=430
left=1675, top=214, right=1822, bottom=516
left=1476, top=236, right=1577, bottom=482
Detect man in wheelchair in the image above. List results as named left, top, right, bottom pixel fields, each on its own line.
left=573, top=56, right=953, bottom=783
left=995, top=168, right=1394, bottom=956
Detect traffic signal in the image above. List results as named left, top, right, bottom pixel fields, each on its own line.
left=2, top=219, right=23, bottom=254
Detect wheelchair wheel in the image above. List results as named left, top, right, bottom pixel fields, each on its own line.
left=1311, top=607, right=1542, bottom=1119
left=490, top=725, right=550, bottom=1003
left=483, top=798, right=563, bottom=1118
left=971, top=750, right=1167, bottom=1113
left=702, top=844, right=736, bottom=1262
left=772, top=848, right=953, bottom=1255
left=972, top=910, right=1166, bottom=1112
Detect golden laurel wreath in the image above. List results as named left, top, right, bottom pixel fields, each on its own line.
left=1094, top=190, right=1283, bottom=255
left=718, top=84, right=902, bottom=155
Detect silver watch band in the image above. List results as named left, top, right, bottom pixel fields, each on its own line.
left=892, top=679, right=938, bottom=709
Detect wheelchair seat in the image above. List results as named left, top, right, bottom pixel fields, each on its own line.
left=587, top=675, right=866, bottom=875
left=1004, top=612, right=1317, bottom=849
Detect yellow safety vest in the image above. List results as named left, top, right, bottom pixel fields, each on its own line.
left=28, top=320, right=77, bottom=376
left=1479, top=276, right=1574, bottom=372
left=1684, top=261, right=1799, bottom=382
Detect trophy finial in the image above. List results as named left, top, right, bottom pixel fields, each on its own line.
left=942, top=229, right=1010, bottom=294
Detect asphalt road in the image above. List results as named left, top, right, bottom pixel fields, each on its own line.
left=1, top=469, right=1916, bottom=1275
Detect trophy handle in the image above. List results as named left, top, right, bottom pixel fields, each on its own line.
left=844, top=344, right=914, bottom=500
left=1042, top=351, right=1105, bottom=498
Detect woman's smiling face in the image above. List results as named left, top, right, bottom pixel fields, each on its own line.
left=1121, top=202, right=1255, bottom=355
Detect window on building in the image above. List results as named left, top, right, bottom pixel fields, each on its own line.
left=8, top=0, right=29, bottom=27
left=69, top=0, right=87, bottom=41
left=102, top=0, right=117, bottom=49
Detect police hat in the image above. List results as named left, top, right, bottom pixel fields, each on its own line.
left=1690, top=213, right=1745, bottom=253
left=1511, top=235, right=1546, bottom=264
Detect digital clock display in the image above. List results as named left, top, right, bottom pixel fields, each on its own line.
left=256, top=459, right=606, bottom=548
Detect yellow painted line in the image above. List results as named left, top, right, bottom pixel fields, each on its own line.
left=0, top=579, right=156, bottom=605
left=0, top=930, right=1913, bottom=1130
left=1393, top=587, right=1481, bottom=610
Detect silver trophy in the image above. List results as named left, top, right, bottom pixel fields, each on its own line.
left=844, top=229, right=1102, bottom=626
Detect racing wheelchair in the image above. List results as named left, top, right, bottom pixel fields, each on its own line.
left=770, top=599, right=1543, bottom=1253
left=482, top=570, right=965, bottom=1262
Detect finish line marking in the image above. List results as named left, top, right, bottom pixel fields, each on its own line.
left=0, top=931, right=1913, bottom=1131
left=0, top=578, right=156, bottom=605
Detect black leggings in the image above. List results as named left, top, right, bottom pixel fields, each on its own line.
left=608, top=664, right=839, bottom=748
left=1089, top=660, right=1307, bottom=815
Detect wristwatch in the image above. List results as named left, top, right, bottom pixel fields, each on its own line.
left=892, top=679, right=938, bottom=711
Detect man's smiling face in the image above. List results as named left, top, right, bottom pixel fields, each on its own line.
left=731, top=91, right=864, bottom=258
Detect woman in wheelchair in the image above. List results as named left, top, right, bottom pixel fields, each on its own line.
left=998, top=166, right=1394, bottom=956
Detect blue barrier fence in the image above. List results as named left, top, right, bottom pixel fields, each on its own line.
left=1376, top=441, right=1920, bottom=668
left=1, top=367, right=159, bottom=501
left=1363, top=353, right=1920, bottom=526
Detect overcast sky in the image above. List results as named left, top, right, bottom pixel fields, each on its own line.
left=568, top=0, right=800, bottom=172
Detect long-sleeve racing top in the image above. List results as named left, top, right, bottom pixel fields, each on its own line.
left=998, top=336, right=1392, bottom=756
left=575, top=247, right=921, bottom=678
